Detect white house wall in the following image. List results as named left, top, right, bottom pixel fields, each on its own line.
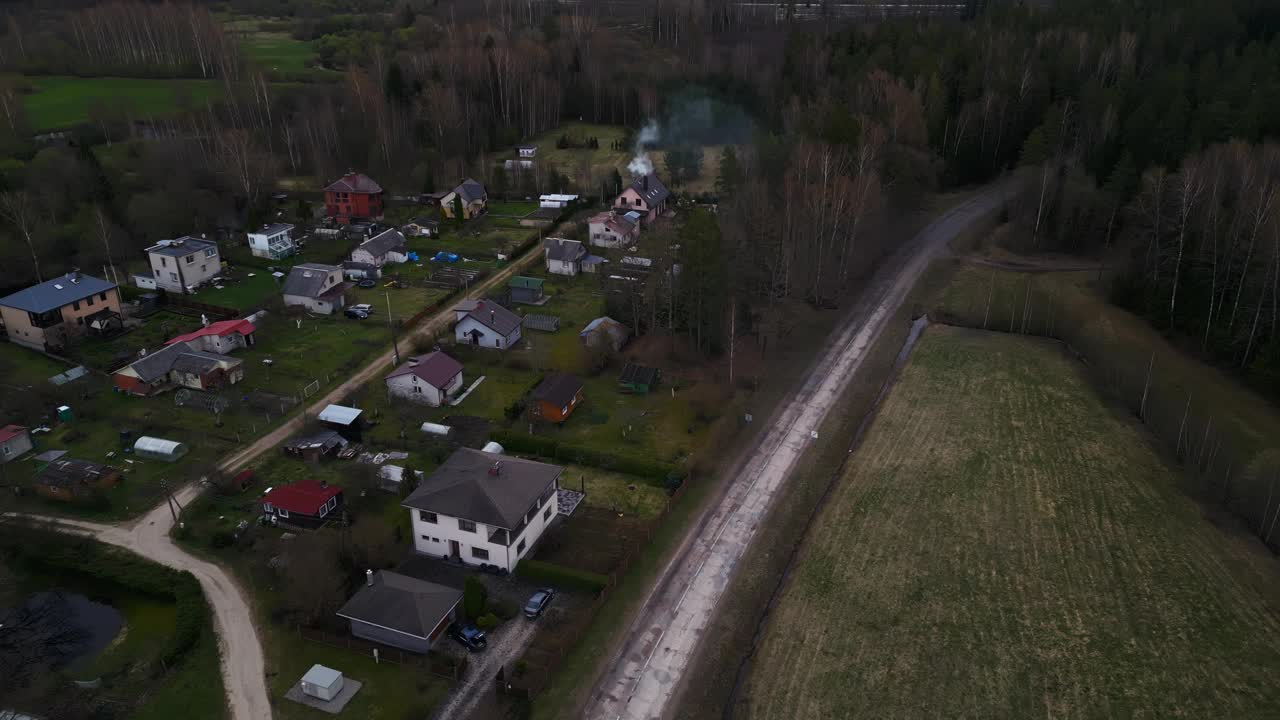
left=454, top=316, right=521, bottom=349
left=386, top=371, right=463, bottom=407
left=408, top=487, right=558, bottom=572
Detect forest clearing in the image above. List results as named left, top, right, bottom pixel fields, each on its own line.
left=743, top=325, right=1280, bottom=719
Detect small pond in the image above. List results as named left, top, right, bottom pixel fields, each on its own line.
left=2, top=590, right=124, bottom=671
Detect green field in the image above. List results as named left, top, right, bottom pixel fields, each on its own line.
left=16, top=75, right=222, bottom=131
left=240, top=33, right=316, bottom=74
left=745, top=325, right=1280, bottom=718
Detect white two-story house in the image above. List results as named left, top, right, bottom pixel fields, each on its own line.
left=453, top=299, right=522, bottom=350
left=247, top=223, right=296, bottom=259
left=403, top=448, right=562, bottom=572
left=145, top=236, right=221, bottom=294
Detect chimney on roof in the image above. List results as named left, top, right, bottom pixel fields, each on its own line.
left=407, top=356, right=418, bottom=366
left=320, top=479, right=328, bottom=488
left=201, top=314, right=209, bottom=328
left=366, top=569, right=374, bottom=587
left=490, top=310, right=496, bottom=323
left=642, top=175, right=649, bottom=192
left=489, top=461, right=503, bottom=476
left=68, top=269, right=81, bottom=283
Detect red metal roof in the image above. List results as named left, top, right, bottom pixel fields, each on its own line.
left=0, top=424, right=27, bottom=443
left=324, top=172, right=383, bottom=194
left=165, top=319, right=256, bottom=345
left=262, top=479, right=342, bottom=516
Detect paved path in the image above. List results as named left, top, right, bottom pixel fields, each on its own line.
left=433, top=619, right=539, bottom=720
left=11, top=482, right=271, bottom=720
left=581, top=184, right=1013, bottom=720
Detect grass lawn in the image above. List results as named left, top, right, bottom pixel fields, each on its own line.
left=13, top=75, right=222, bottom=131
left=520, top=123, right=630, bottom=180
left=487, top=200, right=538, bottom=216
left=189, top=272, right=282, bottom=312
left=563, top=464, right=667, bottom=519
left=744, top=325, right=1280, bottom=718
left=240, top=33, right=317, bottom=75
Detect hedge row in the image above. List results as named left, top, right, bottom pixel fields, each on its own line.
left=491, top=431, right=682, bottom=481
left=515, top=559, right=609, bottom=593
left=0, top=530, right=211, bottom=670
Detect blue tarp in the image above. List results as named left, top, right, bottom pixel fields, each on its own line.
left=430, top=251, right=459, bottom=263
left=406, top=251, right=420, bottom=262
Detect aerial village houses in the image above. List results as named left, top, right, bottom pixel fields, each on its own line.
left=113, top=341, right=244, bottom=396
left=453, top=299, right=522, bottom=349
left=350, top=228, right=410, bottom=267
left=0, top=271, right=123, bottom=351
left=261, top=479, right=344, bottom=528
left=613, top=173, right=670, bottom=224
left=0, top=425, right=33, bottom=463
left=403, top=448, right=563, bottom=572
left=530, top=373, right=584, bottom=424
left=544, top=238, right=588, bottom=277
left=337, top=570, right=463, bottom=653
left=35, top=458, right=121, bottom=502
left=144, top=236, right=221, bottom=294
left=164, top=318, right=256, bottom=354
left=282, top=264, right=349, bottom=315
left=247, top=223, right=296, bottom=259
left=588, top=210, right=641, bottom=249
left=324, top=171, right=384, bottom=224
left=440, top=179, right=488, bottom=220
left=384, top=351, right=465, bottom=407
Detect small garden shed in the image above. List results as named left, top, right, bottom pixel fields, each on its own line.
left=300, top=664, right=345, bottom=701
left=133, top=436, right=189, bottom=461
left=508, top=276, right=546, bottom=305
left=619, top=363, right=660, bottom=394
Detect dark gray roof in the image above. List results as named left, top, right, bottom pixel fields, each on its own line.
left=146, top=236, right=217, bottom=257
left=544, top=238, right=586, bottom=263
left=284, top=430, right=348, bottom=453
left=36, top=458, right=118, bottom=489
left=254, top=223, right=294, bottom=236
left=336, top=571, right=462, bottom=639
left=457, top=299, right=521, bottom=337
left=0, top=272, right=116, bottom=314
left=341, top=261, right=375, bottom=272
left=628, top=174, right=671, bottom=206
left=356, top=229, right=408, bottom=259
left=620, top=362, right=660, bottom=386
left=282, top=264, right=341, bottom=298
left=402, top=448, right=562, bottom=529
left=124, top=341, right=237, bottom=383
left=533, top=373, right=583, bottom=408
left=455, top=179, right=486, bottom=204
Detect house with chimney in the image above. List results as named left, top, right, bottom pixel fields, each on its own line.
left=440, top=179, right=488, bottom=220
left=588, top=210, right=641, bottom=249
left=384, top=351, right=465, bottom=407
left=0, top=271, right=123, bottom=352
left=544, top=238, right=588, bottom=277
left=247, top=223, right=296, bottom=260
left=337, top=569, right=463, bottom=653
left=113, top=341, right=245, bottom=396
left=261, top=479, right=344, bottom=529
left=350, top=228, right=409, bottom=267
left=323, top=171, right=384, bottom=224
left=402, top=448, right=563, bottom=572
left=144, top=236, right=222, bottom=294
left=282, top=263, right=350, bottom=315
left=613, top=173, right=670, bottom=224
left=164, top=318, right=256, bottom=355
left=453, top=299, right=522, bottom=350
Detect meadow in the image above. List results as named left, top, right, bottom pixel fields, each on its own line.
left=744, top=325, right=1280, bottom=718
left=15, top=75, right=222, bottom=131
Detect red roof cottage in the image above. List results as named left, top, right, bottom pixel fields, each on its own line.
left=323, top=172, right=384, bottom=224
left=261, top=479, right=344, bottom=528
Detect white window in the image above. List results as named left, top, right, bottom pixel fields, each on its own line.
left=205, top=247, right=217, bottom=258
left=3, top=446, right=10, bottom=456
left=277, top=508, right=290, bottom=518
left=186, top=255, right=195, bottom=264
left=264, top=503, right=274, bottom=513
left=472, top=547, right=489, bottom=560
left=319, top=503, right=329, bottom=518
left=543, top=506, right=552, bottom=521
left=420, top=510, right=437, bottom=524
left=458, top=518, right=476, bottom=532
left=170, top=272, right=179, bottom=282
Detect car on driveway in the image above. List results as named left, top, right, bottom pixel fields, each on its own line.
left=524, top=588, right=554, bottom=619
left=344, top=307, right=369, bottom=319
left=350, top=303, right=374, bottom=314
left=449, top=622, right=487, bottom=652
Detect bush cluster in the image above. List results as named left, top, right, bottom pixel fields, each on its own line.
left=491, top=431, right=683, bottom=481
left=514, top=559, right=608, bottom=593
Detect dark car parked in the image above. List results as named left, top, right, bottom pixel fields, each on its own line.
left=524, top=588, right=554, bottom=619
left=449, top=622, right=487, bottom=652
left=344, top=307, right=369, bottom=319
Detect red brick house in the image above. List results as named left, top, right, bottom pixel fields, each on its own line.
left=323, top=172, right=384, bottom=224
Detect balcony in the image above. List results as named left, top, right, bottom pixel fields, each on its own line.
left=28, top=310, right=63, bottom=329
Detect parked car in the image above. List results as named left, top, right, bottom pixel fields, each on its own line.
left=344, top=307, right=369, bottom=319
left=350, top=303, right=374, bottom=314
left=357, top=279, right=377, bottom=288
left=449, top=622, right=487, bottom=652
left=524, top=588, right=555, bottom=619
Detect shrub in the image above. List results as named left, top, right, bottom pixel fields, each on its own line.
left=476, top=612, right=500, bottom=630
left=490, top=431, right=682, bottom=481
left=515, top=559, right=608, bottom=593
left=209, top=531, right=235, bottom=549
left=491, top=598, right=519, bottom=621
left=463, top=576, right=488, bottom=620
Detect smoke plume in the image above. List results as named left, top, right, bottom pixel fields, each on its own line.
left=627, top=120, right=660, bottom=176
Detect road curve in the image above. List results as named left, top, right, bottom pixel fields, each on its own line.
left=13, top=481, right=272, bottom=720
left=581, top=184, right=1013, bottom=720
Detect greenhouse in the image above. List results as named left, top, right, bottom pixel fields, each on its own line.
left=132, top=436, right=188, bottom=462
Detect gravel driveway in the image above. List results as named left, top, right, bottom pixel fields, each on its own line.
left=432, top=614, right=538, bottom=720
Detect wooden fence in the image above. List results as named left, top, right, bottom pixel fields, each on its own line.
left=162, top=294, right=239, bottom=319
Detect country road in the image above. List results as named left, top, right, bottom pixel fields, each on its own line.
left=7, top=234, right=550, bottom=720
left=581, top=183, right=1014, bottom=720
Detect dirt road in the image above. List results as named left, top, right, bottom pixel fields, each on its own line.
left=13, top=481, right=271, bottom=720
left=581, top=185, right=1013, bottom=720
left=217, top=247, right=544, bottom=474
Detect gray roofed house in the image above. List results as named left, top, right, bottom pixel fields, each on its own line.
left=351, top=229, right=409, bottom=267
left=145, top=235, right=217, bottom=257
left=455, top=179, right=486, bottom=204
left=0, top=272, right=117, bottom=314
left=324, top=173, right=383, bottom=194
left=282, top=264, right=349, bottom=315
left=533, top=373, right=584, bottom=409
left=403, top=447, right=563, bottom=530
left=336, top=571, right=462, bottom=653
left=258, top=222, right=294, bottom=236
left=628, top=173, right=670, bottom=206
left=114, top=341, right=244, bottom=395
left=544, top=238, right=588, bottom=276
left=283, top=263, right=343, bottom=297
left=454, top=299, right=522, bottom=340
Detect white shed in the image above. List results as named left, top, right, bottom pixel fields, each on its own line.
left=133, top=436, right=188, bottom=462
left=300, top=664, right=345, bottom=701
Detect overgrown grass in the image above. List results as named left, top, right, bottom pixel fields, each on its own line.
left=13, top=75, right=222, bottom=131
left=743, top=326, right=1280, bottom=718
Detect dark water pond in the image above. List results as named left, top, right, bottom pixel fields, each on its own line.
left=2, top=590, right=124, bottom=669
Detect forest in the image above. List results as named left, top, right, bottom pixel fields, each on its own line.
left=0, top=0, right=1279, bottom=394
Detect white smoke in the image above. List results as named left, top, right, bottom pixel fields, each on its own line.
left=627, top=120, right=661, bottom=176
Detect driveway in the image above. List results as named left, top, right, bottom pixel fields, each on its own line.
left=581, top=182, right=1016, bottom=720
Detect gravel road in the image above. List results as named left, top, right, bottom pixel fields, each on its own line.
left=581, top=184, right=1015, bottom=720
left=432, top=618, right=539, bottom=720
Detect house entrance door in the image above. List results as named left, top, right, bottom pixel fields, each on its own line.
left=449, top=540, right=460, bottom=559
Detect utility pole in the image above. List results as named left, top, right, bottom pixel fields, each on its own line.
left=386, top=291, right=400, bottom=365
left=161, top=480, right=177, bottom=523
